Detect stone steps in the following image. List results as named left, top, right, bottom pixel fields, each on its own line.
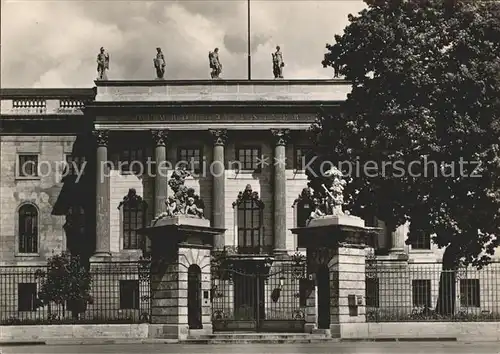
left=185, top=332, right=335, bottom=344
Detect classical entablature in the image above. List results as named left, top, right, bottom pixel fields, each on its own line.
left=0, top=79, right=351, bottom=133
left=89, top=79, right=349, bottom=130
left=93, top=79, right=350, bottom=102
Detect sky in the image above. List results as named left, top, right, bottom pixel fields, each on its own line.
left=0, top=0, right=366, bottom=88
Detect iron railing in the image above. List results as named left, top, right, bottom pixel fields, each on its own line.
left=365, top=260, right=500, bottom=322
left=3, top=258, right=500, bottom=325
left=211, top=258, right=307, bottom=332
left=0, top=261, right=151, bottom=325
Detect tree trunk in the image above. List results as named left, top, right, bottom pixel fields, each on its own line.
left=435, top=245, right=458, bottom=316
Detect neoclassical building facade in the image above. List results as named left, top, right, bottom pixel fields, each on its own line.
left=2, top=80, right=498, bottom=328
left=0, top=80, right=421, bottom=264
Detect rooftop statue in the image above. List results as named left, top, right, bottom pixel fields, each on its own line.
left=152, top=168, right=205, bottom=225
left=209, top=47, right=222, bottom=79
left=153, top=47, right=166, bottom=80
left=272, top=46, right=284, bottom=79
left=96, top=47, right=110, bottom=80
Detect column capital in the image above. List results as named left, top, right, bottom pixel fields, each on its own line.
left=209, top=129, right=228, bottom=146
left=151, top=129, right=169, bottom=146
left=92, top=130, right=109, bottom=147
left=271, top=129, right=290, bottom=146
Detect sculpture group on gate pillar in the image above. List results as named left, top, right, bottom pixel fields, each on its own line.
left=152, top=167, right=205, bottom=225
left=294, top=166, right=348, bottom=226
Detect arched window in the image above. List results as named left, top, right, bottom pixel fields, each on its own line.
left=118, top=189, right=147, bottom=250
left=18, top=204, right=38, bottom=254
left=233, top=184, right=265, bottom=254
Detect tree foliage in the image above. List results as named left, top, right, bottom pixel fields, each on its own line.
left=312, top=0, right=500, bottom=267
left=35, top=252, right=93, bottom=318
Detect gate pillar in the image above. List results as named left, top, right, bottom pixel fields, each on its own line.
left=139, top=215, right=225, bottom=340
left=291, top=215, right=378, bottom=338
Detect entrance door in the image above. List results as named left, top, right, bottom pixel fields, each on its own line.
left=233, top=272, right=265, bottom=327
left=188, top=265, right=202, bottom=329
left=317, top=265, right=330, bottom=329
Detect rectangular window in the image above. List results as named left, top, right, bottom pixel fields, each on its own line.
left=65, top=155, right=86, bottom=177
left=294, top=146, right=313, bottom=170
left=18, top=155, right=38, bottom=177
left=365, top=277, right=380, bottom=307
left=119, top=148, right=144, bottom=175
left=119, top=280, right=140, bottom=310
left=412, top=279, right=431, bottom=307
left=18, top=283, right=37, bottom=311
left=460, top=279, right=480, bottom=307
left=236, top=147, right=261, bottom=171
left=411, top=232, right=431, bottom=250
left=178, top=147, right=202, bottom=173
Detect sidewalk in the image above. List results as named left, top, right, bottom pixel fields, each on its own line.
left=0, top=338, right=180, bottom=346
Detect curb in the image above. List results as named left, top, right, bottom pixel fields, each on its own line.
left=0, top=341, right=46, bottom=347
left=340, top=337, right=457, bottom=342
left=0, top=338, right=337, bottom=346
left=3, top=337, right=482, bottom=346
left=1, top=339, right=180, bottom=346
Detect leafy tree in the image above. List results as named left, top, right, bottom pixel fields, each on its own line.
left=35, top=252, right=93, bottom=320
left=310, top=0, right=500, bottom=315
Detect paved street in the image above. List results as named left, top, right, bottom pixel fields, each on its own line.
left=1, top=342, right=499, bottom=354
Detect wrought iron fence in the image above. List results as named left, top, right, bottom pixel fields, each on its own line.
left=0, top=261, right=151, bottom=325
left=211, top=255, right=307, bottom=332
left=365, top=260, right=500, bottom=322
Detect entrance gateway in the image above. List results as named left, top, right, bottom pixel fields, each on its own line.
left=211, top=258, right=308, bottom=332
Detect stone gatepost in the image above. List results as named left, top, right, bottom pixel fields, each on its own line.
left=139, top=215, right=224, bottom=340
left=291, top=215, right=377, bottom=338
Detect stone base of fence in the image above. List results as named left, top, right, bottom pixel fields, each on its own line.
left=2, top=322, right=500, bottom=342
left=339, top=322, right=500, bottom=341
left=0, top=324, right=149, bottom=342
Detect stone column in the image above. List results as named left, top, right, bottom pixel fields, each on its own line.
left=271, top=129, right=290, bottom=254
left=209, top=129, right=227, bottom=249
left=92, top=130, right=111, bottom=258
left=389, top=223, right=407, bottom=254
left=151, top=130, right=169, bottom=215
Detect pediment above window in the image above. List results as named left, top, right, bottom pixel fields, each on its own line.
left=118, top=188, right=147, bottom=210
left=232, top=184, right=264, bottom=209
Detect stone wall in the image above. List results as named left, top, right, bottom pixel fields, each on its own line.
left=0, top=136, right=74, bottom=264
left=340, top=322, right=500, bottom=341
left=0, top=324, right=149, bottom=341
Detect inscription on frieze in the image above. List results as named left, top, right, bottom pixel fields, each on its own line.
left=99, top=113, right=315, bottom=122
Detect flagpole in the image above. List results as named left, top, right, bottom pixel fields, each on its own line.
left=247, top=0, right=251, bottom=80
